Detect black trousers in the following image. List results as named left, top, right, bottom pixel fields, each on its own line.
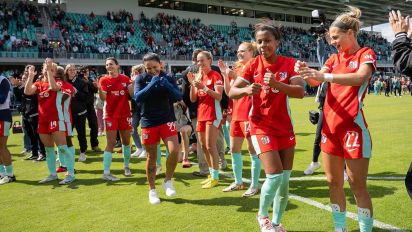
left=73, top=113, right=87, bottom=153
left=23, top=115, right=45, bottom=157
left=86, top=103, right=99, bottom=148
left=312, top=109, right=324, bottom=163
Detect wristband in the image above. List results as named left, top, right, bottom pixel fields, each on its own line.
left=324, top=73, right=334, bottom=83
left=203, top=86, right=209, bottom=92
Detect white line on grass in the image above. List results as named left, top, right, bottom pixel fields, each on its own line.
left=203, top=169, right=405, bottom=231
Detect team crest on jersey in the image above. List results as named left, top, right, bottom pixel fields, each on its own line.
left=120, top=90, right=125, bottom=95
left=40, top=92, right=49, bottom=98
left=56, top=82, right=62, bottom=87
left=349, top=61, right=358, bottom=69
left=279, top=72, right=288, bottom=81
left=321, top=134, right=327, bottom=144
left=261, top=136, right=270, bottom=145
left=143, top=133, right=149, bottom=140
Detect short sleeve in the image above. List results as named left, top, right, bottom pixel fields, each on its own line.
left=124, top=75, right=132, bottom=86
left=360, top=48, right=377, bottom=71
left=99, top=77, right=107, bottom=93
left=33, top=81, right=40, bottom=89
left=288, top=58, right=300, bottom=82
left=238, top=58, right=255, bottom=84
left=214, top=72, right=223, bottom=86
left=322, top=55, right=336, bottom=73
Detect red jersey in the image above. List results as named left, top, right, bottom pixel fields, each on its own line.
left=197, top=70, right=223, bottom=121
left=99, top=74, right=132, bottom=119
left=232, top=64, right=252, bottom=122
left=60, top=81, right=75, bottom=124
left=322, top=47, right=376, bottom=134
left=34, top=80, right=65, bottom=123
left=240, top=55, right=299, bottom=136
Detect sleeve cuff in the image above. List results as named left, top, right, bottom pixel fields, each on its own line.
left=395, top=32, right=407, bottom=38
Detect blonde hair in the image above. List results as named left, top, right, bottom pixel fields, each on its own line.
left=64, top=64, right=76, bottom=80
left=235, top=42, right=257, bottom=69
left=132, top=64, right=145, bottom=74
left=198, top=51, right=213, bottom=62
left=331, top=5, right=362, bottom=34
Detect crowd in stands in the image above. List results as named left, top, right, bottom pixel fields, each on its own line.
left=0, top=3, right=394, bottom=62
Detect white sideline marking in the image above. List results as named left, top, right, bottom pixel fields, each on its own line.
left=197, top=167, right=405, bottom=231
left=289, top=194, right=405, bottom=232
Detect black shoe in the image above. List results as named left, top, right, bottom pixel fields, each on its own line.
left=0, top=175, right=16, bottom=185
left=36, top=155, right=46, bottom=161
left=192, top=171, right=208, bottom=177
left=25, top=155, right=39, bottom=160
left=114, top=141, right=122, bottom=148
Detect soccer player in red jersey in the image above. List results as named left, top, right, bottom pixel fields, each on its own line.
left=219, top=42, right=262, bottom=197
left=98, top=57, right=134, bottom=181
left=295, top=6, right=376, bottom=232
left=24, top=58, right=74, bottom=185
left=229, top=21, right=305, bottom=232
left=188, top=51, right=224, bottom=189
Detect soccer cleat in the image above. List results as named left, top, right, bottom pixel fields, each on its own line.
left=162, top=179, right=177, bottom=197
left=334, top=228, right=347, bottom=232
left=78, top=153, right=86, bottom=162
left=219, top=160, right=228, bottom=170
left=36, top=154, right=46, bottom=161
left=138, top=150, right=147, bottom=159
left=25, top=155, right=38, bottom=160
left=131, top=148, right=143, bottom=158
left=156, top=165, right=162, bottom=176
left=149, top=189, right=161, bottom=205
left=59, top=175, right=75, bottom=185
left=273, top=224, right=287, bottom=232
left=102, top=173, right=120, bottom=182
left=225, top=146, right=230, bottom=154
left=56, top=166, right=67, bottom=173
left=223, top=182, right=245, bottom=192
left=124, top=167, right=132, bottom=176
left=20, top=149, right=31, bottom=155
left=200, top=175, right=211, bottom=185
left=257, top=216, right=276, bottom=232
left=303, top=162, right=321, bottom=175
left=243, top=186, right=259, bottom=197
left=202, top=179, right=219, bottom=189
left=38, top=174, right=58, bottom=184
left=182, top=159, right=192, bottom=168
left=0, top=175, right=16, bottom=185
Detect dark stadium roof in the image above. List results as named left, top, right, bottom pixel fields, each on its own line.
left=234, top=0, right=412, bottom=26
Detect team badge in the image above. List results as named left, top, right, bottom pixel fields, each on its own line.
left=122, top=82, right=127, bottom=87
left=279, top=72, right=288, bottom=81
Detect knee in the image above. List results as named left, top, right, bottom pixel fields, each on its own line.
left=348, top=179, right=367, bottom=196
left=326, top=176, right=344, bottom=190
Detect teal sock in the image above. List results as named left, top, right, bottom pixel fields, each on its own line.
left=231, top=152, right=243, bottom=185
left=0, top=165, right=5, bottom=176
left=273, top=170, right=292, bottom=224
left=223, top=122, right=230, bottom=148
left=68, top=146, right=75, bottom=176
left=331, top=204, right=347, bottom=230
left=250, top=154, right=261, bottom=188
left=58, top=148, right=66, bottom=167
left=58, top=145, right=74, bottom=176
left=156, top=144, right=161, bottom=166
left=45, top=147, right=57, bottom=175
left=122, top=145, right=131, bottom=168
left=103, top=151, right=112, bottom=174
left=211, top=168, right=219, bottom=180
left=5, top=164, right=13, bottom=176
left=258, top=173, right=284, bottom=217
left=358, top=208, right=373, bottom=232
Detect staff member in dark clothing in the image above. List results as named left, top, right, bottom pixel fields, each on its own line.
left=11, top=65, right=46, bottom=161
left=65, top=64, right=89, bottom=162
left=134, top=53, right=182, bottom=205
left=390, top=10, right=412, bottom=75
left=81, top=67, right=100, bottom=152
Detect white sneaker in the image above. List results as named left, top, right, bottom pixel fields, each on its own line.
left=137, top=150, right=147, bottom=159
left=344, top=170, right=349, bottom=181
left=162, top=179, right=176, bottom=197
left=243, top=186, right=259, bottom=197
left=257, top=216, right=276, bottom=232
left=273, top=224, right=287, bottom=232
left=124, top=167, right=132, bottom=176
left=102, top=173, right=120, bottom=181
left=39, top=174, right=58, bottom=184
left=0, top=175, right=16, bottom=185
left=78, top=153, right=86, bottom=162
left=131, top=148, right=143, bottom=158
left=156, top=165, right=162, bottom=176
left=334, top=228, right=347, bottom=232
left=149, top=189, right=161, bottom=205
left=59, top=175, right=75, bottom=185
left=303, top=162, right=321, bottom=175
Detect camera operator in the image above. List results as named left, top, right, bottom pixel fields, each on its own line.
left=389, top=10, right=412, bottom=76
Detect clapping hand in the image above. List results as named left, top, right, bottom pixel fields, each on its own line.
left=389, top=10, right=410, bottom=35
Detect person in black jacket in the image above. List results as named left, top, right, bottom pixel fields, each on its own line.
left=390, top=10, right=412, bottom=75
left=11, top=65, right=46, bottom=161
left=81, top=67, right=100, bottom=152
left=65, top=64, right=89, bottom=162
